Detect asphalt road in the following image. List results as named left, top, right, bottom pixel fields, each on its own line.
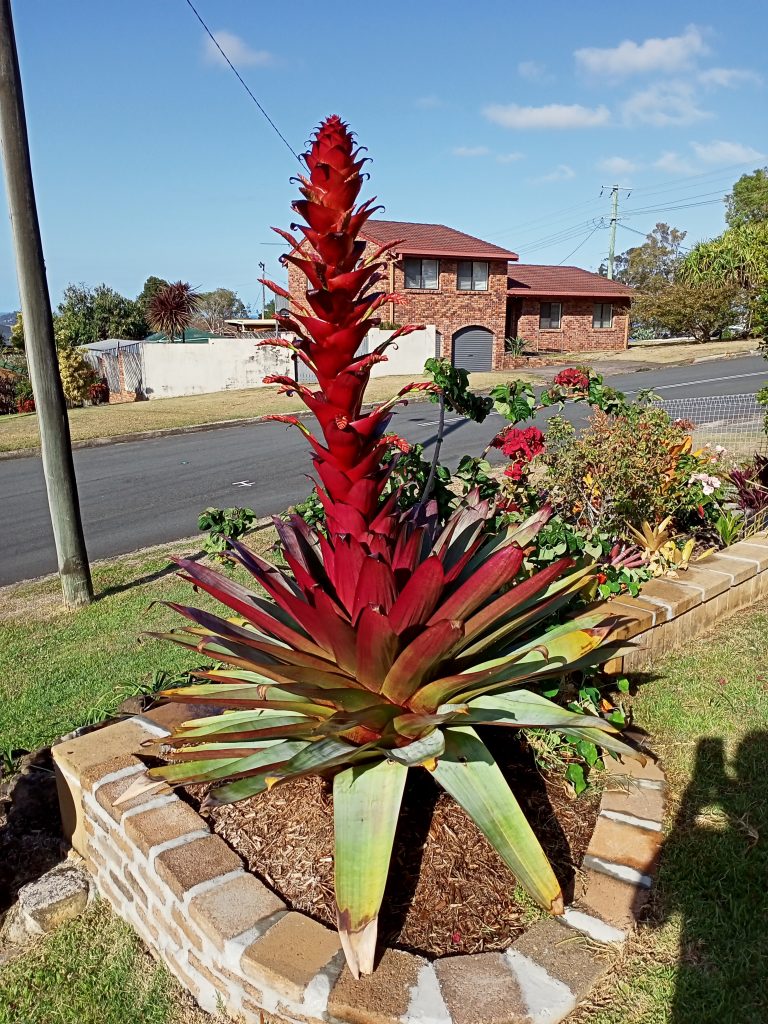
left=1, top=354, right=766, bottom=586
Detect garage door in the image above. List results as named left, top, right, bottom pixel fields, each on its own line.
left=452, top=326, right=493, bottom=372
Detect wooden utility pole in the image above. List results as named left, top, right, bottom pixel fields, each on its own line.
left=0, top=0, right=92, bottom=607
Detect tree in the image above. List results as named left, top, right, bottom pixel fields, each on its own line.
left=263, top=297, right=276, bottom=318
left=10, top=310, right=23, bottom=349
left=193, top=287, right=248, bottom=334
left=725, top=167, right=768, bottom=228
left=57, top=346, right=96, bottom=405
left=679, top=222, right=768, bottom=338
left=148, top=281, right=201, bottom=342
left=137, top=275, right=170, bottom=313
left=631, top=281, right=741, bottom=342
left=615, top=223, right=687, bottom=290
left=53, top=283, right=147, bottom=348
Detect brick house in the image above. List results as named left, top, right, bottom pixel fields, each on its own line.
left=286, top=218, right=633, bottom=370
left=506, top=264, right=633, bottom=355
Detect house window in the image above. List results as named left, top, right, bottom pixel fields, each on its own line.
left=593, top=302, right=613, bottom=329
left=539, top=301, right=562, bottom=330
left=404, top=258, right=439, bottom=290
left=457, top=261, right=489, bottom=291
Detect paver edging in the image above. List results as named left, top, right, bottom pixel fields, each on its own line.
left=50, top=534, right=768, bottom=1023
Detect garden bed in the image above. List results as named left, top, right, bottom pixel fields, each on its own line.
left=193, top=737, right=600, bottom=958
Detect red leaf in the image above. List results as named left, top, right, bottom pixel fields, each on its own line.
left=388, top=556, right=445, bottom=634
left=381, top=619, right=464, bottom=705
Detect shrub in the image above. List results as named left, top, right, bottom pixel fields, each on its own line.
left=198, top=506, right=257, bottom=559
left=87, top=378, right=110, bottom=404
left=57, top=347, right=96, bottom=406
left=144, top=115, right=636, bottom=978
left=542, top=404, right=709, bottom=534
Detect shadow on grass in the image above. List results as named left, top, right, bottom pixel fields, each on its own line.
left=95, top=550, right=205, bottom=601
left=661, top=731, right=768, bottom=1023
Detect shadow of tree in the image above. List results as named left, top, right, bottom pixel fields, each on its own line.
left=659, top=731, right=768, bottom=1023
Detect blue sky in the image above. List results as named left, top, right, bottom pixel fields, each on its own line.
left=1, top=1, right=766, bottom=312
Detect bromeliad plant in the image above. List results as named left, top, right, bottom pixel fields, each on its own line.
left=139, top=116, right=639, bottom=978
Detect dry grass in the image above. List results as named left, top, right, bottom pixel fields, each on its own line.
left=0, top=370, right=540, bottom=453
left=545, top=337, right=757, bottom=367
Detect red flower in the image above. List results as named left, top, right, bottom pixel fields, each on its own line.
left=596, top=572, right=607, bottom=585
left=553, top=367, right=589, bottom=392
left=384, top=433, right=412, bottom=453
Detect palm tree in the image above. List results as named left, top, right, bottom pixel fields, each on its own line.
left=148, top=282, right=201, bottom=343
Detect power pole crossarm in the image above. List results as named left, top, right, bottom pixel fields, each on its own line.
left=0, top=0, right=92, bottom=607
left=602, top=184, right=632, bottom=280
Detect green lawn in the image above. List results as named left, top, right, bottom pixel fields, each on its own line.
left=0, top=535, right=275, bottom=756
left=2, top=545, right=767, bottom=1023
left=0, top=901, right=209, bottom=1024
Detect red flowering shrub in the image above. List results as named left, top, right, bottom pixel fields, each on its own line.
left=16, top=397, right=35, bottom=414
left=553, top=367, right=589, bottom=391
left=492, top=425, right=545, bottom=480
left=88, top=378, right=110, bottom=404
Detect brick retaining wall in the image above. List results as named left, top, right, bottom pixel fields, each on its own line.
left=51, top=534, right=768, bottom=1024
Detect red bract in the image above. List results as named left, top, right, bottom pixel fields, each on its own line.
left=553, top=367, right=590, bottom=391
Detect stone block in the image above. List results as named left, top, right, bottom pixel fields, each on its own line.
left=189, top=872, right=286, bottom=949
left=579, top=869, right=650, bottom=930
left=587, top=817, right=661, bottom=876
left=679, top=565, right=733, bottom=602
left=434, top=952, right=529, bottom=1024
left=123, top=799, right=205, bottom=856
left=95, top=771, right=173, bottom=822
left=241, top=912, right=341, bottom=1004
left=328, top=948, right=425, bottom=1024
left=604, top=753, right=665, bottom=785
left=725, top=539, right=768, bottom=571
left=511, top=917, right=610, bottom=1000
left=16, top=863, right=91, bottom=935
left=53, top=719, right=151, bottom=783
left=141, top=701, right=220, bottom=733
left=601, top=783, right=666, bottom=824
left=700, top=553, right=756, bottom=585
left=636, top=578, right=701, bottom=617
left=154, top=834, right=242, bottom=899
left=605, top=596, right=659, bottom=633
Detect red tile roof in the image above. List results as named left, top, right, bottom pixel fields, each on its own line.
left=507, top=264, right=634, bottom=299
left=360, top=220, right=519, bottom=261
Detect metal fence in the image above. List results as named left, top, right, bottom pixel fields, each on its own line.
left=84, top=342, right=144, bottom=396
left=659, top=392, right=767, bottom=459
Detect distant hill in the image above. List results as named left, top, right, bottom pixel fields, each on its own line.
left=0, top=311, right=19, bottom=343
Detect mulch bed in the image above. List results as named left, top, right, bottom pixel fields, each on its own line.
left=187, top=731, right=599, bottom=959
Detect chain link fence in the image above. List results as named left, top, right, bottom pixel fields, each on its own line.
left=658, top=392, right=767, bottom=459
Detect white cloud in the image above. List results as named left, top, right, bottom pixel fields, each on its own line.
left=452, top=145, right=490, bottom=158
left=698, top=67, right=763, bottom=88
left=484, top=102, right=610, bottom=130
left=415, top=95, right=442, bottom=109
left=517, top=60, right=550, bottom=82
left=574, top=25, right=708, bottom=77
left=598, top=156, right=638, bottom=176
left=536, top=164, right=576, bottom=183
left=622, top=81, right=710, bottom=126
left=654, top=151, right=696, bottom=175
left=204, top=30, right=273, bottom=68
left=497, top=152, right=525, bottom=164
left=691, top=140, right=766, bottom=165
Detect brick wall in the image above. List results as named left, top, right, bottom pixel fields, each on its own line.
left=516, top=298, right=630, bottom=353
left=288, top=250, right=508, bottom=368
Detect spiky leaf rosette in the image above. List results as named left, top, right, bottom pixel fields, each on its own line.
left=144, top=116, right=640, bottom=979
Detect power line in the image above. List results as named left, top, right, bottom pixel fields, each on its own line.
left=183, top=0, right=301, bottom=163
left=557, top=224, right=601, bottom=265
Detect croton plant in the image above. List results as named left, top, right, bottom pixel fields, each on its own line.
left=141, top=116, right=639, bottom=978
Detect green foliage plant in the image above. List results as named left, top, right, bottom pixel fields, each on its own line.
left=198, top=506, right=258, bottom=559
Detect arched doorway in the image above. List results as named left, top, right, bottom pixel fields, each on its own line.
left=452, top=326, right=493, bottom=371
